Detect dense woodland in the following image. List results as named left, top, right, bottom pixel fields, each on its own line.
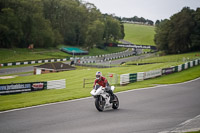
left=1, top=1, right=200, bottom=54
left=154, top=7, right=200, bottom=54
left=0, top=0, right=124, bottom=49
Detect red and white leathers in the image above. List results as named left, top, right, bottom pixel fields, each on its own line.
left=93, top=76, right=108, bottom=88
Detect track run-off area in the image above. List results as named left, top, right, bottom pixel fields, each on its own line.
left=0, top=78, right=200, bottom=133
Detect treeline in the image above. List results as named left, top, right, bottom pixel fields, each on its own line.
left=0, top=0, right=124, bottom=49
left=121, top=16, right=154, bottom=25
left=154, top=7, right=200, bottom=54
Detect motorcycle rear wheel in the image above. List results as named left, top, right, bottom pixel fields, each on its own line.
left=95, top=96, right=105, bottom=112
left=112, top=94, right=119, bottom=109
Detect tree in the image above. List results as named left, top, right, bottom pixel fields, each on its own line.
left=85, top=20, right=105, bottom=49
left=103, top=15, right=123, bottom=43
left=154, top=7, right=197, bottom=54
left=168, top=7, right=195, bottom=53
left=190, top=8, right=200, bottom=51
left=155, top=20, right=160, bottom=26
left=0, top=0, right=124, bottom=48
left=154, top=19, right=170, bottom=53
left=0, top=8, right=22, bottom=48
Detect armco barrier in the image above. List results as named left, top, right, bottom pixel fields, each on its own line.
left=120, top=58, right=200, bottom=86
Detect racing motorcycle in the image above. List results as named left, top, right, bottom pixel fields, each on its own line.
left=90, top=85, right=119, bottom=111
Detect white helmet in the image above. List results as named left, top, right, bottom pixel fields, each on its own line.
left=96, top=71, right=102, bottom=79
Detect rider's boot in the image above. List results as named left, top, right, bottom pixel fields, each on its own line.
left=107, top=90, right=117, bottom=102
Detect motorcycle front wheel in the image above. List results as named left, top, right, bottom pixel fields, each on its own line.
left=95, top=95, right=105, bottom=112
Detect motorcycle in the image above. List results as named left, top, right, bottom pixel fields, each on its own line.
left=90, top=85, right=119, bottom=111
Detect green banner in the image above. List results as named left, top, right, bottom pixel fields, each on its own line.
left=129, top=73, right=137, bottom=83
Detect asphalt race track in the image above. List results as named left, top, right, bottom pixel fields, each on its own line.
left=0, top=78, right=200, bottom=133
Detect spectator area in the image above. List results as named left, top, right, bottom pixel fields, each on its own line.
left=61, top=47, right=88, bottom=55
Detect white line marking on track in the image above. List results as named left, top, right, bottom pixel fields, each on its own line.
left=158, top=114, right=200, bottom=133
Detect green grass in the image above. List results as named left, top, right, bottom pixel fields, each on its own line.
left=127, top=52, right=200, bottom=64
left=0, top=48, right=70, bottom=64
left=0, top=47, right=126, bottom=64
left=0, top=60, right=200, bottom=111
left=124, top=23, right=155, bottom=46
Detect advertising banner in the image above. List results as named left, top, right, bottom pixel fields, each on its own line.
left=162, top=67, right=174, bottom=75
left=182, top=64, right=185, bottom=70
left=185, top=63, right=188, bottom=69
left=144, top=69, right=162, bottom=79
left=129, top=73, right=137, bottom=83
left=178, top=65, right=182, bottom=72
left=195, top=60, right=198, bottom=65
left=120, top=74, right=130, bottom=85
left=137, top=72, right=144, bottom=81
left=104, top=43, right=157, bottom=50
left=0, top=82, right=47, bottom=95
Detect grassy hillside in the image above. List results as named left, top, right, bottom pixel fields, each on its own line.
left=0, top=47, right=126, bottom=64
left=0, top=48, right=70, bottom=64
left=124, top=23, right=155, bottom=46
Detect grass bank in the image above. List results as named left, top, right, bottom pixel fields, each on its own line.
left=0, top=47, right=126, bottom=64
left=0, top=48, right=70, bottom=64
left=127, top=52, right=200, bottom=64
left=124, top=23, right=155, bottom=46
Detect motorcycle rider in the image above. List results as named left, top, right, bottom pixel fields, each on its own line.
left=93, top=71, right=116, bottom=102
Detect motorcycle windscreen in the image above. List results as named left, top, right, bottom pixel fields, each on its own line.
left=90, top=86, right=104, bottom=96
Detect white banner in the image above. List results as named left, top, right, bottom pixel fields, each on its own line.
left=190, top=61, right=193, bottom=67
left=47, top=79, right=66, bottom=89
left=144, top=69, right=162, bottom=79
left=184, top=63, right=188, bottom=69
left=178, top=65, right=182, bottom=72
left=120, top=74, right=130, bottom=85
left=137, top=72, right=144, bottom=81
left=195, top=60, right=198, bottom=65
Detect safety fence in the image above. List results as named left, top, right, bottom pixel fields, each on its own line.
left=0, top=79, right=66, bottom=95
left=120, top=59, right=200, bottom=85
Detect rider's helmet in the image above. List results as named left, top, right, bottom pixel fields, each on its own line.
left=96, top=71, right=102, bottom=80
